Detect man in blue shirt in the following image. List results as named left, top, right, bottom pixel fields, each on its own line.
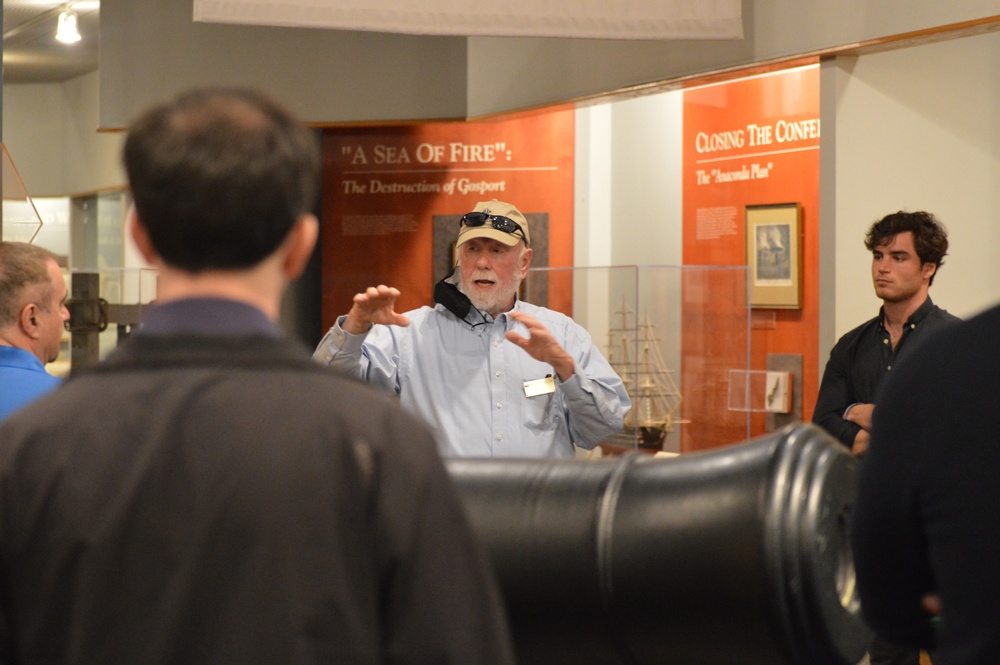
left=0, top=242, right=69, bottom=420
left=314, top=198, right=630, bottom=457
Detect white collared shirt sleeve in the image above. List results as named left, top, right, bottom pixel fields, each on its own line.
left=313, top=315, right=401, bottom=394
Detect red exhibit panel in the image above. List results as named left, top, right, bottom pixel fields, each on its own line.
left=320, top=109, right=575, bottom=333
left=682, top=66, right=821, bottom=451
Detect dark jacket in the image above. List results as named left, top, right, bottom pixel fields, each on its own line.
left=853, top=303, right=1000, bottom=662
left=0, top=333, right=513, bottom=665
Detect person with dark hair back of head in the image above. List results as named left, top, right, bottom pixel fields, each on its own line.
left=813, top=210, right=959, bottom=665
left=0, top=241, right=69, bottom=420
left=0, top=87, right=514, bottom=665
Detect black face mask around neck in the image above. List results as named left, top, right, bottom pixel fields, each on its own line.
left=433, top=267, right=474, bottom=320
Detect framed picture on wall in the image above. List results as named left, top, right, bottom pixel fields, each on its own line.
left=745, top=203, right=801, bottom=308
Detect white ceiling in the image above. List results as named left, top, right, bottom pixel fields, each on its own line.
left=2, top=0, right=100, bottom=83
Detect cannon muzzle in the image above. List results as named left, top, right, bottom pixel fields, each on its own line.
left=447, top=423, right=870, bottom=665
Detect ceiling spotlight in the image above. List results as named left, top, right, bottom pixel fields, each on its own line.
left=56, top=9, right=82, bottom=44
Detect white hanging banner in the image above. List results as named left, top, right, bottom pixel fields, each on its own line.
left=192, top=0, right=743, bottom=40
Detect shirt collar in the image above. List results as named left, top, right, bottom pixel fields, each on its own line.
left=0, top=345, right=46, bottom=371
left=138, top=298, right=282, bottom=337
left=475, top=297, right=523, bottom=327
left=440, top=296, right=523, bottom=328
left=878, top=296, right=937, bottom=330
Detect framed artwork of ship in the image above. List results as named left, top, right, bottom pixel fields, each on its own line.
left=745, top=203, right=802, bottom=308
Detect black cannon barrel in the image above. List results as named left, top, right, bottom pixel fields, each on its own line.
left=446, top=423, right=871, bottom=665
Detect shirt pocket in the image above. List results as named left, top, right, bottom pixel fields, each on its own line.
left=521, top=389, right=564, bottom=434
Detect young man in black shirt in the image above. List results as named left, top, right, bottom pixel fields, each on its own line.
left=813, top=210, right=959, bottom=456
left=814, top=210, right=959, bottom=665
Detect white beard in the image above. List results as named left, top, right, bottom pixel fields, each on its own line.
left=458, top=268, right=521, bottom=317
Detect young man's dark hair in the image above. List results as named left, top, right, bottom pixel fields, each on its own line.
left=864, top=210, right=949, bottom=285
left=123, top=87, right=321, bottom=272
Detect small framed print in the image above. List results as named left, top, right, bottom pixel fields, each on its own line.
left=745, top=203, right=802, bottom=309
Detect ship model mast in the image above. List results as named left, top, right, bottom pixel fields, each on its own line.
left=607, top=300, right=687, bottom=449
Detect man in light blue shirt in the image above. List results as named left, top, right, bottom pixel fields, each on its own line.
left=0, top=242, right=69, bottom=420
left=314, top=199, right=630, bottom=457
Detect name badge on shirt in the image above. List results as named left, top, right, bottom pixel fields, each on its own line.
left=523, top=375, right=556, bottom=397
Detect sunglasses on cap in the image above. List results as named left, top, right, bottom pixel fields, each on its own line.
left=460, top=212, right=528, bottom=246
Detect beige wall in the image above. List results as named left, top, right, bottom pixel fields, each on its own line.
left=100, top=0, right=1000, bottom=124
left=3, top=71, right=125, bottom=197
left=4, top=83, right=73, bottom=196
left=825, top=29, right=1000, bottom=340
left=100, top=0, right=468, bottom=129
left=469, top=0, right=1000, bottom=116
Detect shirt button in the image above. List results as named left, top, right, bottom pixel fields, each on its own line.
left=495, top=434, right=503, bottom=441
left=496, top=402, right=503, bottom=409
left=910, top=324, right=915, bottom=329
left=887, top=365, right=892, bottom=370
left=883, top=339, right=889, bottom=345
left=495, top=371, right=502, bottom=377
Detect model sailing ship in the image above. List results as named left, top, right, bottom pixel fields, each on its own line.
left=607, top=301, right=687, bottom=449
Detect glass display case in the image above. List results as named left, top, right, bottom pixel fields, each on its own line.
left=525, top=264, right=751, bottom=455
